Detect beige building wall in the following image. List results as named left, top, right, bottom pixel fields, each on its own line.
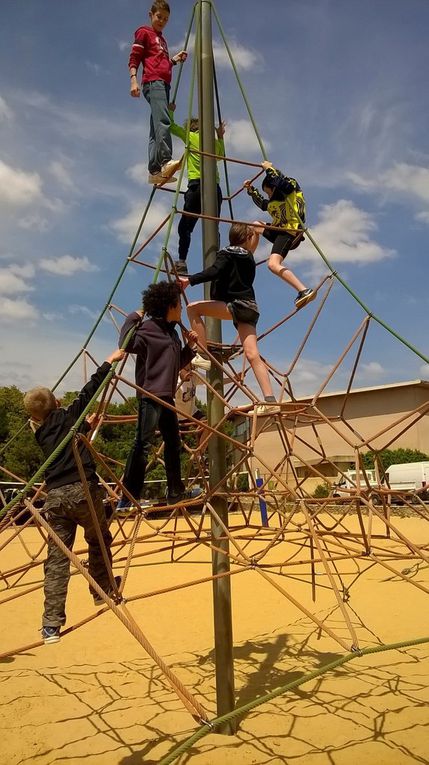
left=233, top=381, right=429, bottom=492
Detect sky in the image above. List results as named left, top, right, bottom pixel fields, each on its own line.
left=1, top=0, right=429, bottom=400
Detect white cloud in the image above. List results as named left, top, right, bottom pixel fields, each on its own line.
left=110, top=199, right=172, bottom=245
left=0, top=297, right=38, bottom=321
left=126, top=162, right=148, bottom=185
left=9, top=263, right=35, bottom=279
left=0, top=268, right=33, bottom=295
left=299, top=200, right=395, bottom=278
left=0, top=95, right=14, bottom=122
left=0, top=160, right=43, bottom=206
left=419, top=364, right=429, bottom=379
left=349, top=162, right=429, bottom=208
left=69, top=304, right=99, bottom=320
left=212, top=39, right=262, bottom=70
left=226, top=119, right=270, bottom=156
left=39, top=255, right=99, bottom=276
left=415, top=211, right=429, bottom=225
left=360, top=361, right=384, bottom=377
left=49, top=159, right=74, bottom=189
left=18, top=214, right=50, bottom=232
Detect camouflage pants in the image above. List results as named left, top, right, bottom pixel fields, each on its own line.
left=43, top=482, right=113, bottom=627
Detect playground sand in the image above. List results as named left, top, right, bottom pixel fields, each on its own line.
left=1, top=513, right=428, bottom=765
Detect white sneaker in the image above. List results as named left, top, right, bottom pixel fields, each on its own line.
left=191, top=353, right=211, bottom=371
left=148, top=172, right=178, bottom=185
left=161, top=158, right=182, bottom=178
left=254, top=402, right=280, bottom=415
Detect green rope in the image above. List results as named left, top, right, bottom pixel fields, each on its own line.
left=211, top=1, right=267, bottom=160
left=52, top=187, right=157, bottom=391
left=158, top=634, right=429, bottom=765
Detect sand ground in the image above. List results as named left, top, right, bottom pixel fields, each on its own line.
left=1, top=512, right=429, bottom=765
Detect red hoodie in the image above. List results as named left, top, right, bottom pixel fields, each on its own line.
left=128, top=25, right=173, bottom=84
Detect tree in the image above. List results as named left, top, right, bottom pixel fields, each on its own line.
left=362, top=448, right=429, bottom=472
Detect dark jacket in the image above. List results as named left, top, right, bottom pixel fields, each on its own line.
left=189, top=246, right=256, bottom=303
left=35, top=362, right=112, bottom=490
left=119, top=314, right=195, bottom=399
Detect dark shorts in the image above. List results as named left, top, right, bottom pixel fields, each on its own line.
left=263, top=229, right=304, bottom=258
left=227, top=299, right=260, bottom=328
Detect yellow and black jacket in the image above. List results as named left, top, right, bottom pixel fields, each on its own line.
left=247, top=166, right=306, bottom=231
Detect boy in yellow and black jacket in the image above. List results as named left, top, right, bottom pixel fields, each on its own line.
left=244, top=161, right=315, bottom=309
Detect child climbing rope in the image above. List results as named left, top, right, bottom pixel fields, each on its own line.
left=23, top=348, right=125, bottom=644
left=117, top=281, right=204, bottom=509
left=169, top=102, right=225, bottom=274
left=243, top=161, right=315, bottom=309
left=178, top=222, right=278, bottom=414
left=128, top=0, right=187, bottom=185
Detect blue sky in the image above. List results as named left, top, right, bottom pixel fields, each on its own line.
left=1, top=0, right=429, bottom=399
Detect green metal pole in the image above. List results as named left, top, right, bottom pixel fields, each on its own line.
left=198, top=0, right=236, bottom=733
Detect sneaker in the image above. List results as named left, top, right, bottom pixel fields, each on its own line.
left=295, top=288, right=316, bottom=309
left=148, top=172, right=178, bottom=185
left=254, top=402, right=281, bottom=415
left=191, top=353, right=211, bottom=371
left=174, top=259, right=188, bottom=275
left=41, top=625, right=61, bottom=644
left=161, top=158, right=182, bottom=179
left=166, top=487, right=204, bottom=505
left=93, top=575, right=122, bottom=606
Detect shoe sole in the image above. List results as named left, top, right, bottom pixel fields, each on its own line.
left=43, top=634, right=60, bottom=644
left=295, top=291, right=316, bottom=309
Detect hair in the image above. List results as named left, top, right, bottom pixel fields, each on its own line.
left=142, top=281, right=181, bottom=319
left=183, top=117, right=199, bottom=133
left=150, top=0, right=170, bottom=13
left=229, top=222, right=254, bottom=247
left=262, top=173, right=275, bottom=192
left=23, top=387, right=57, bottom=422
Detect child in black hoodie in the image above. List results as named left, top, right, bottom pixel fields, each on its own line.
left=179, top=222, right=277, bottom=411
left=23, top=347, right=125, bottom=644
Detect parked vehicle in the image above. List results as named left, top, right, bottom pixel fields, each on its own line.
left=385, top=462, right=429, bottom=499
left=333, top=462, right=429, bottom=504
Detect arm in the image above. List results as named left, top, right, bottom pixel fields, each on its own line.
left=66, top=349, right=125, bottom=422
left=244, top=182, right=268, bottom=212
left=168, top=106, right=187, bottom=142
left=187, top=250, right=229, bottom=287
left=171, top=50, right=187, bottom=65
left=119, top=311, right=144, bottom=353
left=129, top=27, right=146, bottom=98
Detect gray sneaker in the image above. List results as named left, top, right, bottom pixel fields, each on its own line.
left=174, top=259, right=188, bottom=275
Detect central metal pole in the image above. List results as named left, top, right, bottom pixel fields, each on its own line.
left=198, top=0, right=236, bottom=733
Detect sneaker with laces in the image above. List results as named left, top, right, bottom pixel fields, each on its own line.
left=295, top=288, right=316, bottom=309
left=161, top=158, right=182, bottom=178
left=93, top=576, right=122, bottom=606
left=191, top=353, right=211, bottom=371
left=166, top=487, right=204, bottom=505
left=174, top=259, right=188, bottom=275
left=41, top=625, right=61, bottom=644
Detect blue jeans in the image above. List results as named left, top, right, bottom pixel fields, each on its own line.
left=142, top=80, right=172, bottom=174
left=122, top=397, right=184, bottom=500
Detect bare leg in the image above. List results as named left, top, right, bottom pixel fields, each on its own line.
left=237, top=324, right=274, bottom=399
left=187, top=300, right=231, bottom=350
left=268, top=253, right=306, bottom=292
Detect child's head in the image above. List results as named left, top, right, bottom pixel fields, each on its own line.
left=262, top=174, right=275, bottom=199
left=183, top=117, right=199, bottom=133
left=142, top=281, right=182, bottom=322
left=229, top=222, right=259, bottom=252
left=23, top=387, right=58, bottom=424
left=149, top=0, right=170, bottom=32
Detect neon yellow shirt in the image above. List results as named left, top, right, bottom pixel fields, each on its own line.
left=169, top=118, right=224, bottom=182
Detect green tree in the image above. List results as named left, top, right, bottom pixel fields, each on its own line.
left=362, top=448, right=429, bottom=471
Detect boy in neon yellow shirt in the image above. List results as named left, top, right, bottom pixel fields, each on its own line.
left=169, top=103, right=225, bottom=274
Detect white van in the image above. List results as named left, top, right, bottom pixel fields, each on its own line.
left=385, top=462, right=429, bottom=495
left=332, top=469, right=378, bottom=498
